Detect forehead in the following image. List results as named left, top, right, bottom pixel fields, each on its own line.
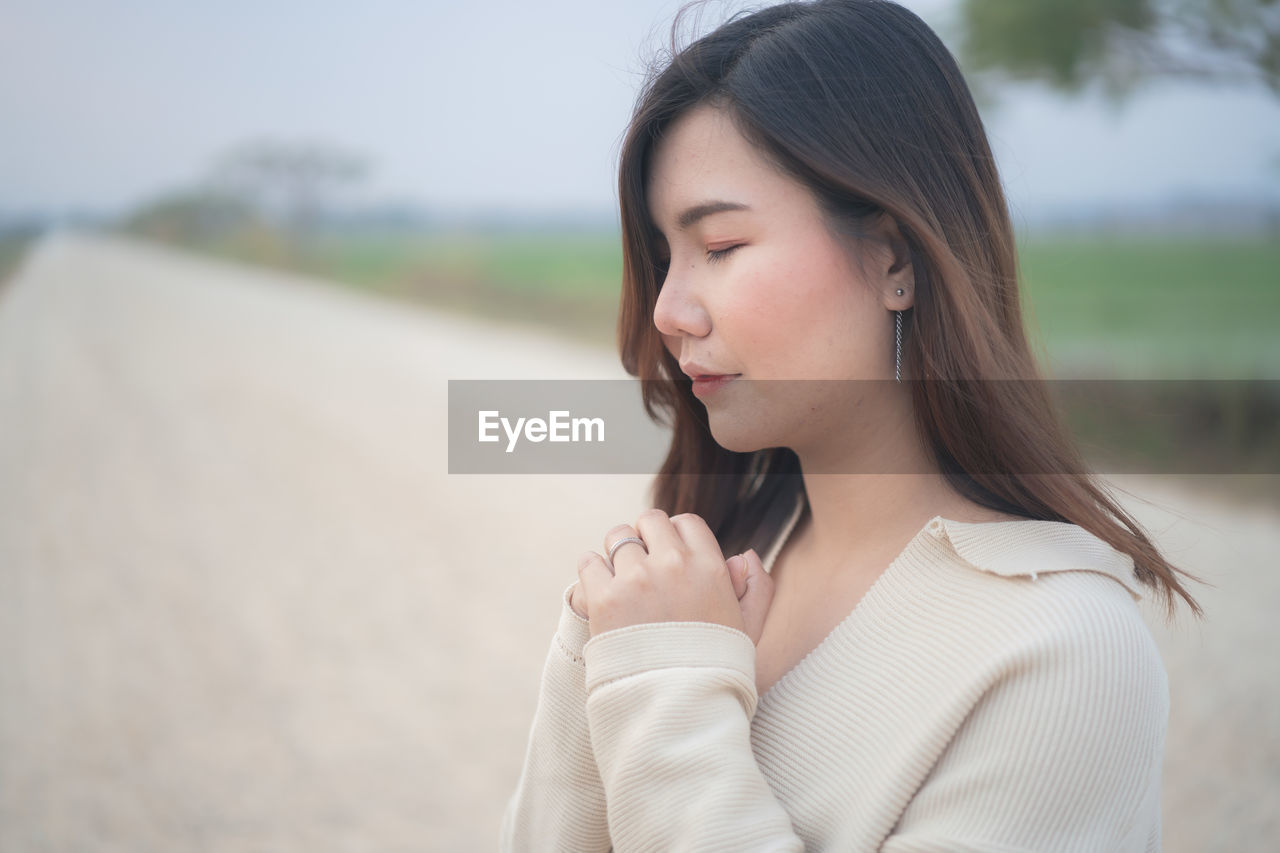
left=645, top=103, right=786, bottom=227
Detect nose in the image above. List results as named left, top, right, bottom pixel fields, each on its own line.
left=652, top=262, right=712, bottom=340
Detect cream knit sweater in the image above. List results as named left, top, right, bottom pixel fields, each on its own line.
left=500, top=493, right=1168, bottom=851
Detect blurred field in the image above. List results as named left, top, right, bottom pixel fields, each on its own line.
left=1017, top=236, right=1280, bottom=379
left=9, top=225, right=1278, bottom=501
left=183, top=229, right=627, bottom=349
left=141, top=226, right=1276, bottom=508
left=164, top=227, right=1280, bottom=379
left=0, top=232, right=36, bottom=292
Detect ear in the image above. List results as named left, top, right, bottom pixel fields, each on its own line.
left=876, top=216, right=915, bottom=312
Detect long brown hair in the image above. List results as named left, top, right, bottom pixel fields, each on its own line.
left=615, top=0, right=1203, bottom=622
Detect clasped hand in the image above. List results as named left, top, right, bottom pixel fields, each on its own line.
left=569, top=508, right=776, bottom=644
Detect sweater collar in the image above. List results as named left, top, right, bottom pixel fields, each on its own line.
left=766, top=490, right=1145, bottom=603
left=928, top=515, right=1145, bottom=602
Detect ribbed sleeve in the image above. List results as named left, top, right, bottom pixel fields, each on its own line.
left=498, top=583, right=610, bottom=852
left=582, top=621, right=804, bottom=852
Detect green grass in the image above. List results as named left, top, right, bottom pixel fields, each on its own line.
left=313, top=231, right=624, bottom=347
left=248, top=230, right=625, bottom=298
left=234, top=229, right=627, bottom=347
left=0, top=233, right=36, bottom=294
left=407, top=233, right=623, bottom=298
left=323, top=230, right=1280, bottom=378
left=1018, top=235, right=1280, bottom=378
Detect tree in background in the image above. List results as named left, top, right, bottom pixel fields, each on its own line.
left=122, top=140, right=370, bottom=266
left=956, top=0, right=1279, bottom=102
left=210, top=140, right=370, bottom=239
left=122, top=189, right=262, bottom=246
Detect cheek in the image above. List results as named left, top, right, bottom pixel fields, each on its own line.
left=736, top=246, right=872, bottom=372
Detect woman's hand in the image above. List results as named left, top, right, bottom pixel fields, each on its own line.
left=578, top=508, right=742, bottom=638
left=573, top=508, right=774, bottom=642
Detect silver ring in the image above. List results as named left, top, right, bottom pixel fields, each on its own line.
left=608, top=536, right=646, bottom=563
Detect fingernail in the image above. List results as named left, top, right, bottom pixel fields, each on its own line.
left=726, top=554, right=744, bottom=576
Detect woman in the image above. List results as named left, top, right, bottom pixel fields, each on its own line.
left=501, top=1, right=1203, bottom=850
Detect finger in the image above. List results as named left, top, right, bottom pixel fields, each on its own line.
left=738, top=549, right=776, bottom=645
left=633, top=508, right=684, bottom=562
left=603, top=523, right=646, bottom=572
left=726, top=554, right=748, bottom=599
left=741, top=548, right=772, bottom=593
left=577, top=551, right=614, bottom=601
left=668, top=512, right=726, bottom=564
left=568, top=582, right=589, bottom=620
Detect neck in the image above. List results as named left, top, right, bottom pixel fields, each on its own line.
left=792, top=472, right=958, bottom=568
left=786, top=384, right=973, bottom=577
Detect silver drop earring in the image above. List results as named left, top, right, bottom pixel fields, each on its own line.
left=894, top=288, right=905, bottom=382
left=894, top=311, right=902, bottom=382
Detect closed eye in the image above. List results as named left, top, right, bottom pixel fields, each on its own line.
left=706, top=244, right=743, bottom=264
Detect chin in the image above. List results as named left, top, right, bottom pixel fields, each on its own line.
left=704, top=411, right=783, bottom=456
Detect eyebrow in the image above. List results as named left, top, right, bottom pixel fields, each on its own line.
left=673, top=200, right=751, bottom=230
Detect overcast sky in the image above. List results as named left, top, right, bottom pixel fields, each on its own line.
left=2, top=0, right=1278, bottom=223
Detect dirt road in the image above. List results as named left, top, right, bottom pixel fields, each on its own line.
left=0, top=233, right=1274, bottom=850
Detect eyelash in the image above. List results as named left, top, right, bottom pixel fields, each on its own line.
left=706, top=245, right=742, bottom=264
left=654, top=244, right=743, bottom=274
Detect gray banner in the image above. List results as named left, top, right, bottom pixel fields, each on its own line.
left=448, top=379, right=1280, bottom=475
left=449, top=379, right=671, bottom=473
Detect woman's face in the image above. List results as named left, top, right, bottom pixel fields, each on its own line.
left=647, top=102, right=913, bottom=458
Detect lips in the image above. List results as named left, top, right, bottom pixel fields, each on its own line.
left=679, top=360, right=738, bottom=380
left=690, top=373, right=740, bottom=398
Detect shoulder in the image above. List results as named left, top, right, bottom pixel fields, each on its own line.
left=930, top=514, right=1147, bottom=604
left=922, top=515, right=1167, bottom=699
left=888, top=520, right=1170, bottom=850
